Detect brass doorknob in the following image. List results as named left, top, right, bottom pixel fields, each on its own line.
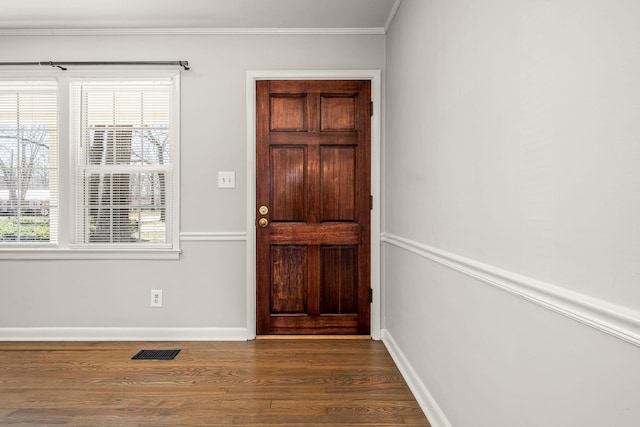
left=258, top=218, right=269, bottom=228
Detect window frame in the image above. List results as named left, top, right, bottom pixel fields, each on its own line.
left=0, top=79, right=59, bottom=247
left=0, top=70, right=181, bottom=260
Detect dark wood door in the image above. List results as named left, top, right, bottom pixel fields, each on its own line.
left=256, top=80, right=371, bottom=335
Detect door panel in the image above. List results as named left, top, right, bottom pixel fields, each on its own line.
left=270, top=246, right=307, bottom=314
left=320, top=146, right=356, bottom=221
left=256, top=80, right=371, bottom=335
left=320, top=95, right=357, bottom=131
left=320, top=246, right=358, bottom=314
left=270, top=95, right=308, bottom=131
left=271, top=146, right=306, bottom=221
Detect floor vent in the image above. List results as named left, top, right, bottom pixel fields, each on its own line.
left=131, top=349, right=180, bottom=360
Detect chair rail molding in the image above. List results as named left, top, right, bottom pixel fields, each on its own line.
left=382, top=232, right=640, bottom=347
left=179, top=231, right=247, bottom=241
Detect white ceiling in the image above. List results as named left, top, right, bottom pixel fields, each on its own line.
left=0, top=0, right=401, bottom=33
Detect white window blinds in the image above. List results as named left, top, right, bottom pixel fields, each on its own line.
left=0, top=82, right=58, bottom=243
left=70, top=80, right=174, bottom=246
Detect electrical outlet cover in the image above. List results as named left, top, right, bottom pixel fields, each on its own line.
left=151, top=289, right=163, bottom=307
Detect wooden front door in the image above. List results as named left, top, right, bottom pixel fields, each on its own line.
left=256, top=80, right=371, bottom=335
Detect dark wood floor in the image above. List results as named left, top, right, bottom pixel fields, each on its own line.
left=0, top=339, right=430, bottom=426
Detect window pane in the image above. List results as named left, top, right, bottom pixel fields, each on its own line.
left=86, top=126, right=170, bottom=166
left=82, top=171, right=169, bottom=243
left=0, top=83, right=57, bottom=243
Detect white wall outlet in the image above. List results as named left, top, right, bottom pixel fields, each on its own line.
left=218, top=171, right=236, bottom=188
left=151, top=289, right=163, bottom=308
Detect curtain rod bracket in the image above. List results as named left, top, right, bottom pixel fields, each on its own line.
left=47, top=61, right=67, bottom=71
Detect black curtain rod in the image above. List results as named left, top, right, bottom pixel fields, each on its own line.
left=0, top=60, right=190, bottom=70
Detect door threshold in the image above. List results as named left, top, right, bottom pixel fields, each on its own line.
left=256, top=335, right=371, bottom=340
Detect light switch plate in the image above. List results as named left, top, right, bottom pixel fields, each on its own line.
left=218, top=171, right=236, bottom=188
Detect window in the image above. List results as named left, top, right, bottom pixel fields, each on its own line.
left=0, top=82, right=57, bottom=243
left=0, top=73, right=180, bottom=259
left=71, top=81, right=173, bottom=246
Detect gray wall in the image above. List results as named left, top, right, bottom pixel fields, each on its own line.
left=0, top=33, right=385, bottom=334
left=384, top=1, right=640, bottom=426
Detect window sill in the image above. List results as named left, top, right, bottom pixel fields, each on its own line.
left=0, top=248, right=182, bottom=260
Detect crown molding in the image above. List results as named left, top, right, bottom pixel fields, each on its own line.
left=0, top=27, right=387, bottom=36
left=384, top=0, right=403, bottom=32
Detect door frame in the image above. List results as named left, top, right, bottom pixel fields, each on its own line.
left=245, top=70, right=381, bottom=340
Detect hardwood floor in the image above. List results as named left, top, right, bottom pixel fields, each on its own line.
left=0, top=339, right=430, bottom=426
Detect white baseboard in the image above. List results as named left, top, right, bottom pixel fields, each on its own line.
left=382, top=233, right=640, bottom=347
left=0, top=327, right=249, bottom=341
left=382, top=329, right=452, bottom=427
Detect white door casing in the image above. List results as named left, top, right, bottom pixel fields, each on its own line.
left=245, top=70, right=382, bottom=339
